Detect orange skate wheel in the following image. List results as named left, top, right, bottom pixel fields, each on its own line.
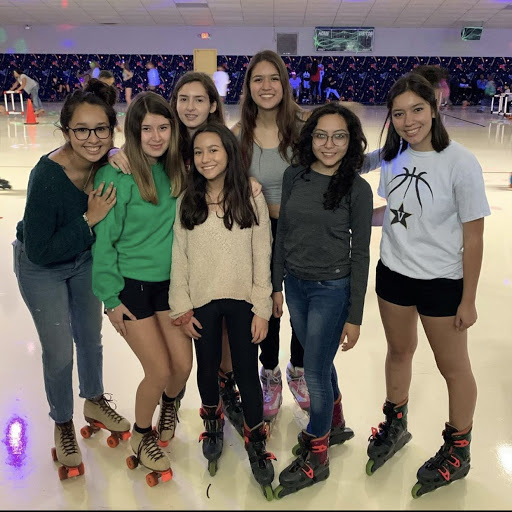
left=157, top=439, right=169, bottom=448
left=160, top=468, right=173, bottom=483
left=126, top=455, right=138, bottom=470
left=51, top=447, right=58, bottom=461
left=58, top=466, right=69, bottom=480
left=80, top=426, right=92, bottom=439
left=78, top=462, right=85, bottom=476
left=146, top=472, right=159, bottom=487
left=120, top=431, right=131, bottom=441
left=106, top=435, right=119, bottom=448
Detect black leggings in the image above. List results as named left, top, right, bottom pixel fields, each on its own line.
left=258, top=218, right=304, bottom=370
left=194, top=299, right=263, bottom=429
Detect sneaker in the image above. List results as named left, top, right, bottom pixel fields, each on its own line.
left=259, top=366, right=283, bottom=421
left=286, top=362, right=310, bottom=413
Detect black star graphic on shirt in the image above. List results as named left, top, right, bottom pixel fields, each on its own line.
left=390, top=203, right=412, bottom=228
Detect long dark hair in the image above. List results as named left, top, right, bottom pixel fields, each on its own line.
left=380, top=72, right=450, bottom=161
left=180, top=122, right=258, bottom=231
left=169, top=71, right=225, bottom=162
left=238, top=50, right=303, bottom=169
left=293, top=103, right=367, bottom=211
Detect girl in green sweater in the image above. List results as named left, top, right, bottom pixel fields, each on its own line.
left=91, top=91, right=189, bottom=486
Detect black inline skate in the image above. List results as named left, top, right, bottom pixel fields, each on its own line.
left=244, top=423, right=276, bottom=501
left=366, top=399, right=412, bottom=475
left=292, top=394, right=353, bottom=456
left=411, top=423, right=471, bottom=498
left=199, top=404, right=224, bottom=476
left=218, top=370, right=244, bottom=437
left=274, top=430, right=330, bottom=499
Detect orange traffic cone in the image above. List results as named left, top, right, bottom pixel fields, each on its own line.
left=24, top=99, right=38, bottom=125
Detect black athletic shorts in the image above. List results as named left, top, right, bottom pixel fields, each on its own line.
left=375, top=259, right=463, bottom=317
left=116, top=277, right=170, bottom=320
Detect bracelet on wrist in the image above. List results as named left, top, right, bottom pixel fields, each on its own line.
left=82, top=212, right=93, bottom=236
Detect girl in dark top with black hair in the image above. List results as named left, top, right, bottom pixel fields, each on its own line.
left=272, top=102, right=373, bottom=499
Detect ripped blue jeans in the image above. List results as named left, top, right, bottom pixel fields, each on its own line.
left=13, top=239, right=103, bottom=423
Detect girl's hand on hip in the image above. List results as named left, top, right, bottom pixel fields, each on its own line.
left=106, top=303, right=137, bottom=337
left=182, top=316, right=202, bottom=340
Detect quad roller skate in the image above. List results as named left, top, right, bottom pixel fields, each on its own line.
left=292, top=394, right=354, bottom=456
left=285, top=362, right=310, bottom=414
left=244, top=423, right=276, bottom=501
left=411, top=423, right=471, bottom=498
left=80, top=394, right=131, bottom=448
left=126, top=428, right=172, bottom=487
left=199, top=404, right=224, bottom=476
left=366, top=399, right=412, bottom=475
left=218, top=370, right=244, bottom=437
left=0, top=178, right=12, bottom=190
left=156, top=386, right=185, bottom=447
left=51, top=420, right=85, bottom=480
left=260, top=366, right=282, bottom=436
left=274, top=431, right=330, bottom=499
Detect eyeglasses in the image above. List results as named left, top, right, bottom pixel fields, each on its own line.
left=312, top=132, right=349, bottom=147
left=68, top=126, right=112, bottom=140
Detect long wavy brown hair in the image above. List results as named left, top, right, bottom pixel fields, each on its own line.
left=238, top=50, right=304, bottom=169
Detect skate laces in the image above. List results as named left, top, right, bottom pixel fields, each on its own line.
left=57, top=422, right=79, bottom=456
left=159, top=399, right=179, bottom=432
left=199, top=416, right=224, bottom=443
left=92, top=394, right=126, bottom=425
left=262, top=370, right=281, bottom=403
left=138, top=431, right=167, bottom=462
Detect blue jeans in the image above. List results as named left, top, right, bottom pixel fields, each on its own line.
left=29, top=84, right=43, bottom=111
left=13, top=240, right=103, bottom=423
left=284, top=271, right=350, bottom=437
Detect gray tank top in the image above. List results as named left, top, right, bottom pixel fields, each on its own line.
left=248, top=143, right=292, bottom=205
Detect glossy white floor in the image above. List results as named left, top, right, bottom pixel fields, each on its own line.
left=0, top=102, right=511, bottom=510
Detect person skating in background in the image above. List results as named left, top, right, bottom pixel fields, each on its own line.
left=146, top=61, right=161, bottom=92
left=7, top=67, right=45, bottom=115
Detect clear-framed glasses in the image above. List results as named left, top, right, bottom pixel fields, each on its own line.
left=312, top=131, right=349, bottom=147
left=68, top=126, right=112, bottom=140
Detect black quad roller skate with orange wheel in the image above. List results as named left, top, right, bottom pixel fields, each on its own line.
left=244, top=423, right=276, bottom=501
left=411, top=423, right=471, bottom=498
left=80, top=394, right=131, bottom=448
left=52, top=420, right=85, bottom=481
left=126, top=429, right=172, bottom=487
left=366, top=399, right=412, bottom=475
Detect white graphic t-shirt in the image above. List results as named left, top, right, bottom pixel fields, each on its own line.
left=378, top=140, right=491, bottom=280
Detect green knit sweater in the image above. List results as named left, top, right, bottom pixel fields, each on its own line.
left=91, top=162, right=176, bottom=309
